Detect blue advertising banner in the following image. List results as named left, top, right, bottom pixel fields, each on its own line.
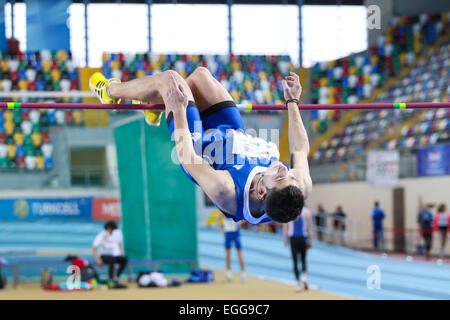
left=0, top=197, right=93, bottom=220
left=417, top=143, right=450, bottom=176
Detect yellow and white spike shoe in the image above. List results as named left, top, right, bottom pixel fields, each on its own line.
left=133, top=100, right=163, bottom=127
left=89, top=72, right=121, bottom=104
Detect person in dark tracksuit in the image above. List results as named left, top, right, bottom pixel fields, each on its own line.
left=283, top=206, right=312, bottom=292
left=418, top=202, right=434, bottom=260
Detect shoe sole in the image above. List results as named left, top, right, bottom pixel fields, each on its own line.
left=89, top=79, right=107, bottom=104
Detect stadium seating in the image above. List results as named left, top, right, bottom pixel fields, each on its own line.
left=311, top=13, right=449, bottom=165
left=312, top=43, right=449, bottom=165
left=309, top=12, right=449, bottom=135
left=0, top=49, right=80, bottom=171
left=101, top=53, right=296, bottom=108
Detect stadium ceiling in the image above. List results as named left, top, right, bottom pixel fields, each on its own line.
left=69, top=0, right=364, bottom=5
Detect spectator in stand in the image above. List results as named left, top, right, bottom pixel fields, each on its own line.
left=417, top=199, right=434, bottom=260
left=433, top=204, right=450, bottom=263
left=314, top=204, right=327, bottom=242
left=331, top=206, right=346, bottom=245
left=372, top=201, right=385, bottom=252
left=92, top=221, right=128, bottom=288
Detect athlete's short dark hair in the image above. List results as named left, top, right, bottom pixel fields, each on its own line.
left=263, top=185, right=304, bottom=223
left=104, top=221, right=118, bottom=230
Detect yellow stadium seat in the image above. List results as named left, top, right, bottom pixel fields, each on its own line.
left=328, top=87, right=336, bottom=96
left=230, top=90, right=240, bottom=101
left=370, top=55, right=379, bottom=65
left=179, top=70, right=187, bottom=78
left=263, top=91, right=272, bottom=102
left=349, top=66, right=357, bottom=75
left=319, top=78, right=328, bottom=86
left=414, top=41, right=422, bottom=53
left=7, top=144, right=16, bottom=159
left=51, top=69, right=61, bottom=82
left=327, top=61, right=335, bottom=69
left=258, top=71, right=267, bottom=80
left=31, top=132, right=42, bottom=147
left=136, top=70, right=146, bottom=78
left=363, top=75, right=371, bottom=84
left=385, top=35, right=393, bottom=44
left=399, top=53, right=407, bottom=65
left=311, top=120, right=319, bottom=132
left=13, top=132, right=24, bottom=146
left=73, top=111, right=83, bottom=125
left=42, top=60, right=51, bottom=72
left=288, top=62, right=295, bottom=71
left=1, top=60, right=9, bottom=72
left=4, top=121, right=14, bottom=135
left=244, top=80, right=254, bottom=92
left=6, top=144, right=16, bottom=159
left=110, top=60, right=120, bottom=70
left=385, top=26, right=393, bottom=35
left=4, top=110, right=13, bottom=122
left=158, top=54, right=165, bottom=62
left=18, top=80, right=28, bottom=91
left=231, top=61, right=241, bottom=71
left=35, top=156, right=45, bottom=170
left=191, top=54, right=199, bottom=63
left=102, top=52, right=109, bottom=62
left=151, top=61, right=160, bottom=71
left=57, top=50, right=67, bottom=62
left=328, top=97, right=336, bottom=104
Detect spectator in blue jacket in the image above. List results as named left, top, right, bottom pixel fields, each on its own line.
left=372, top=202, right=385, bottom=252
left=417, top=199, right=434, bottom=260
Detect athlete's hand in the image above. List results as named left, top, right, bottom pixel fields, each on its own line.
left=282, top=72, right=302, bottom=101
left=166, top=72, right=188, bottom=112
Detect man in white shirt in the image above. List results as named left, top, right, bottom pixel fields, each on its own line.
left=92, top=221, right=128, bottom=288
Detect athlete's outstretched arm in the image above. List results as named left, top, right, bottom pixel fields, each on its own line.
left=282, top=72, right=312, bottom=198
left=166, top=74, right=235, bottom=211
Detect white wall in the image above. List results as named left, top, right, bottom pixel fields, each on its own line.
left=307, top=176, right=450, bottom=255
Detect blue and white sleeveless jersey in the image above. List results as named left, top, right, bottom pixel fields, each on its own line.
left=204, top=129, right=281, bottom=224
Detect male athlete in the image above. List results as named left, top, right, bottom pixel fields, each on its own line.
left=90, top=66, right=312, bottom=224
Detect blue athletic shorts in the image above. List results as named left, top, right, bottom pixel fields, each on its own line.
left=166, top=100, right=245, bottom=182
left=224, top=231, right=242, bottom=249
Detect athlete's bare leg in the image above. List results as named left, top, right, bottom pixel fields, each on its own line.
left=108, top=70, right=195, bottom=120
left=237, top=249, right=245, bottom=272
left=185, top=67, right=234, bottom=113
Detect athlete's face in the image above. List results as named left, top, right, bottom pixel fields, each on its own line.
left=261, top=161, right=298, bottom=192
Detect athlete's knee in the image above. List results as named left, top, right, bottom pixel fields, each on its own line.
left=189, top=66, right=213, bottom=82
left=161, top=69, right=182, bottom=81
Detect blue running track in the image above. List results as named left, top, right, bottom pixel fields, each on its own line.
left=1, top=221, right=450, bottom=299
